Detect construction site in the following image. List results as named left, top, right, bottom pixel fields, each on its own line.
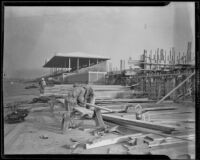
left=3, top=45, right=196, bottom=158
left=3, top=3, right=196, bottom=159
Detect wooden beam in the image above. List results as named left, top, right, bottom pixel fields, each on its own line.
left=69, top=57, right=71, bottom=71
left=95, top=98, right=154, bottom=104
left=77, top=58, right=79, bottom=70
left=156, top=71, right=195, bottom=104
left=102, top=114, right=176, bottom=133
left=137, top=73, right=192, bottom=78
left=86, top=103, right=113, bottom=112
left=143, top=106, right=178, bottom=112
left=85, top=133, right=143, bottom=149
left=73, top=106, right=94, bottom=118
left=111, top=123, right=193, bottom=142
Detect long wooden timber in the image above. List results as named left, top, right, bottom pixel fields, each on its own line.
left=102, top=114, right=177, bottom=133
left=95, top=98, right=156, bottom=104
left=85, top=103, right=113, bottom=112
left=42, top=85, right=132, bottom=98
left=107, top=122, right=193, bottom=142
left=137, top=72, right=192, bottom=78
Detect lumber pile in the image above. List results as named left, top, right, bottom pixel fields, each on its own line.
left=102, top=114, right=177, bottom=133
left=39, top=84, right=194, bottom=157
left=42, top=85, right=132, bottom=99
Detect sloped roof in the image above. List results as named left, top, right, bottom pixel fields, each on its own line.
left=55, top=52, right=110, bottom=59
left=43, top=52, right=110, bottom=68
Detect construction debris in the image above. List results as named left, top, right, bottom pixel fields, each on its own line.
left=85, top=133, right=143, bottom=149
left=102, top=114, right=176, bottom=133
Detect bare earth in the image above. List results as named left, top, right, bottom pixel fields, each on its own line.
left=3, top=81, right=195, bottom=158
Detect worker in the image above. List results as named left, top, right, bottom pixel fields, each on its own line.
left=82, top=84, right=95, bottom=108
left=61, top=83, right=95, bottom=133
left=69, top=83, right=95, bottom=108
left=38, top=78, right=47, bottom=94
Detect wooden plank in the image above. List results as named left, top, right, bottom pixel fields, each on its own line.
left=96, top=98, right=149, bottom=103
left=86, top=103, right=113, bottom=112
left=143, top=106, right=178, bottom=112
left=96, top=99, right=157, bottom=104
left=149, top=140, right=188, bottom=148
left=85, top=133, right=143, bottom=149
left=102, top=114, right=176, bottom=133
left=73, top=106, right=94, bottom=118
left=111, top=123, right=193, bottom=142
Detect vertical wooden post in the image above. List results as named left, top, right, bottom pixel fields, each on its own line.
left=69, top=58, right=71, bottom=72
left=157, top=48, right=159, bottom=70
left=77, top=58, right=79, bottom=71
left=148, top=76, right=151, bottom=99
left=157, top=76, right=160, bottom=101
left=172, top=75, right=177, bottom=101
left=191, top=72, right=195, bottom=101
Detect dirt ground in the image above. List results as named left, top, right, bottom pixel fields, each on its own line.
left=3, top=80, right=195, bottom=158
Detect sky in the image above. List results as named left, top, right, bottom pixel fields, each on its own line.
left=3, top=2, right=195, bottom=79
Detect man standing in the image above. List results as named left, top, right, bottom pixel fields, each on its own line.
left=39, top=78, right=47, bottom=94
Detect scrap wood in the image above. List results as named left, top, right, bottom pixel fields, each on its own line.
left=123, top=143, right=150, bottom=155
left=102, top=114, right=176, bottom=133
left=85, top=133, right=143, bottom=149
left=110, top=123, right=193, bottom=142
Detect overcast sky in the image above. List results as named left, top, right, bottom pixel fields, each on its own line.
left=3, top=2, right=195, bottom=79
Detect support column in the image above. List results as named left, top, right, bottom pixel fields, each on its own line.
left=65, top=61, right=67, bottom=71
left=77, top=58, right=79, bottom=71
left=97, top=59, right=99, bottom=64
left=69, top=58, right=71, bottom=72
left=89, top=59, right=90, bottom=67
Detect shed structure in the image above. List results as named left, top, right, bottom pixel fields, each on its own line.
left=43, top=52, right=110, bottom=84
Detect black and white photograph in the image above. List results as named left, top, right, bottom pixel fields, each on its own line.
left=3, top=2, right=196, bottom=159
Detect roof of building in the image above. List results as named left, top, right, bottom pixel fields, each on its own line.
left=55, top=52, right=110, bottom=59
left=43, top=52, right=110, bottom=69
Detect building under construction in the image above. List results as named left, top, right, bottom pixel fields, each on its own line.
left=3, top=3, right=196, bottom=158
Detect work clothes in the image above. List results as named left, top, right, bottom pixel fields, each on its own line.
left=83, top=85, right=95, bottom=104
left=62, top=85, right=95, bottom=133
left=39, top=79, right=47, bottom=94
left=64, top=85, right=95, bottom=111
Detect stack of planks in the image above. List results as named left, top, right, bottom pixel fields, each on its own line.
left=43, top=84, right=132, bottom=99
left=41, top=84, right=194, bottom=156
